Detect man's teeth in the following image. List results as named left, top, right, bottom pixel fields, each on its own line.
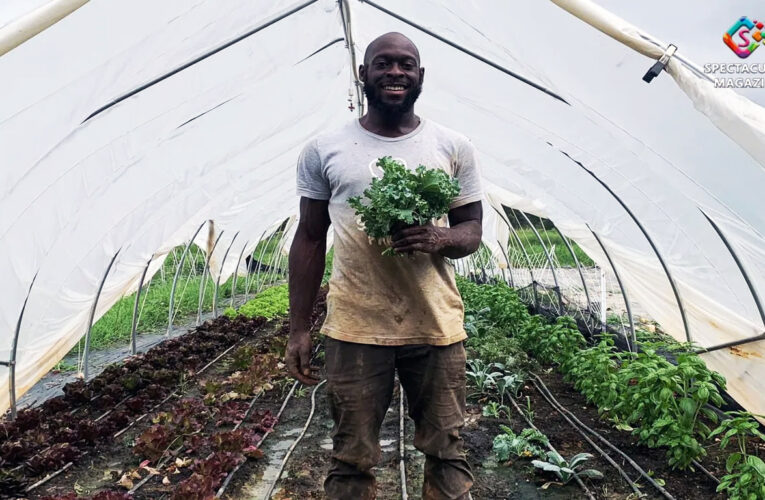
left=383, top=85, right=405, bottom=90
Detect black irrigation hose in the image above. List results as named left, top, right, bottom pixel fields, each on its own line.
left=507, top=394, right=596, bottom=500
left=692, top=459, right=721, bottom=485
left=263, top=379, right=327, bottom=499
left=529, top=378, right=650, bottom=499
left=398, top=382, right=408, bottom=500
left=529, top=372, right=676, bottom=500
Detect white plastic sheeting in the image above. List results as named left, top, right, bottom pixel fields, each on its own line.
left=1, top=0, right=764, bottom=418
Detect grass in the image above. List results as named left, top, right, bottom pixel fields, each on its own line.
left=509, top=228, right=594, bottom=268
left=86, top=244, right=287, bottom=350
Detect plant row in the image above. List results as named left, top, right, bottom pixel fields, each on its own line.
left=457, top=277, right=765, bottom=499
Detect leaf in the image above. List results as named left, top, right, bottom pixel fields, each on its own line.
left=578, top=469, right=604, bottom=479
left=162, top=476, right=171, bottom=485
left=532, top=460, right=561, bottom=473
left=118, top=472, right=135, bottom=490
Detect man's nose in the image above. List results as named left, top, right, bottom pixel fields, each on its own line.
left=386, top=63, right=405, bottom=77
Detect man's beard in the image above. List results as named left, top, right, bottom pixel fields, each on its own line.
left=364, top=83, right=422, bottom=123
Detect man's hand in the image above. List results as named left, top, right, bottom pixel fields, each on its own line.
left=285, top=331, right=320, bottom=385
left=391, top=225, right=450, bottom=254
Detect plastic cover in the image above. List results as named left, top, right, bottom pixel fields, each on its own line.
left=0, top=0, right=763, bottom=418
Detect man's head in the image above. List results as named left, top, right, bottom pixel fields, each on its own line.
left=360, top=32, right=424, bottom=122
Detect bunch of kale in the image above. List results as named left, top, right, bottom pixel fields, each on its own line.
left=349, top=156, right=460, bottom=253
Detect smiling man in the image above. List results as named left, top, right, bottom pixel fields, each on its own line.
left=286, top=32, right=483, bottom=499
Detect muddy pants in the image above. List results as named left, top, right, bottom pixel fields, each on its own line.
left=324, top=338, right=473, bottom=500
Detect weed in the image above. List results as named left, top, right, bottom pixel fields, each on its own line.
left=532, top=451, right=604, bottom=486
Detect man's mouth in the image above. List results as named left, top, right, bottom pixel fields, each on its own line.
left=381, top=84, right=407, bottom=93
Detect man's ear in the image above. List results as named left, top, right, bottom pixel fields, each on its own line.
left=359, top=64, right=367, bottom=82
left=420, top=67, right=425, bottom=85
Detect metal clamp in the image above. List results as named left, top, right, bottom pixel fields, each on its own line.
left=643, top=44, right=677, bottom=83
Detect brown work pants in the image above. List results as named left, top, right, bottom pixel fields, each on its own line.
left=324, top=338, right=473, bottom=500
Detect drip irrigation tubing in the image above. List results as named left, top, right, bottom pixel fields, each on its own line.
left=529, top=377, right=660, bottom=499
left=692, top=459, right=721, bottom=485
left=216, top=339, right=324, bottom=497
left=508, top=393, right=596, bottom=500
left=23, top=336, right=251, bottom=493
left=263, top=379, right=327, bottom=499
left=399, top=382, right=408, bottom=500
left=529, top=372, right=681, bottom=499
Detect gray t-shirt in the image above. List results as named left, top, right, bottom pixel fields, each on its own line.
left=296, top=118, right=483, bottom=346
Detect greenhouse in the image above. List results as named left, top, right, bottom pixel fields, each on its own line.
left=1, top=0, right=764, bottom=498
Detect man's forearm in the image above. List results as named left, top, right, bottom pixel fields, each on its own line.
left=439, top=220, right=482, bottom=259
left=288, top=230, right=326, bottom=335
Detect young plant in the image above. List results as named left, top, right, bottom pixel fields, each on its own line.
left=531, top=451, right=604, bottom=487
left=482, top=401, right=510, bottom=419
left=493, top=426, right=549, bottom=461
left=710, top=411, right=765, bottom=500
left=466, top=359, right=503, bottom=399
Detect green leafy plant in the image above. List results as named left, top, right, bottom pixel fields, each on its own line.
left=466, top=359, right=503, bottom=399
left=532, top=451, right=604, bottom=487
left=482, top=401, right=509, bottom=419
left=348, top=156, right=460, bottom=255
left=226, top=284, right=289, bottom=320
left=710, top=411, right=765, bottom=500
left=493, top=426, right=549, bottom=461
left=561, top=333, right=622, bottom=410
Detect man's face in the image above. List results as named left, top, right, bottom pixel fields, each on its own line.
left=360, top=37, right=424, bottom=119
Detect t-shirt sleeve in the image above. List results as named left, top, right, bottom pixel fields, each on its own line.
left=296, top=139, right=331, bottom=200
left=450, top=137, right=484, bottom=209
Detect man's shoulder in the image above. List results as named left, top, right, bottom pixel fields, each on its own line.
left=308, top=119, right=358, bottom=152
left=424, top=119, right=473, bottom=148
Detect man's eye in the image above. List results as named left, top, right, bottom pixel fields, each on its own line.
left=402, top=64, right=414, bottom=70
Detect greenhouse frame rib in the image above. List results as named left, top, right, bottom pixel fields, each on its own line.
left=214, top=231, right=239, bottom=318
left=518, top=209, right=564, bottom=314
left=558, top=148, right=693, bottom=344
left=130, top=255, right=154, bottom=355
left=167, top=220, right=207, bottom=335
left=588, top=225, right=636, bottom=350
left=81, top=0, right=322, bottom=122
left=357, top=0, right=570, bottom=106
left=197, top=230, right=225, bottom=326
left=83, top=249, right=121, bottom=381
left=3, top=273, right=38, bottom=420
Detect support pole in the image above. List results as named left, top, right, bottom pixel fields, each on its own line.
left=167, top=221, right=207, bottom=335
left=214, top=232, right=239, bottom=318
left=130, top=256, right=153, bottom=355
left=197, top=230, right=225, bottom=326
left=700, top=209, right=765, bottom=330
left=565, top=152, right=691, bottom=343
left=230, top=240, right=249, bottom=309
left=83, top=250, right=121, bottom=381
left=519, top=211, right=564, bottom=314
left=7, top=273, right=38, bottom=420
left=497, top=241, right=515, bottom=288
left=600, top=268, right=607, bottom=334
left=492, top=206, right=537, bottom=308
left=554, top=226, right=595, bottom=320
left=587, top=225, right=635, bottom=351
left=253, top=227, right=280, bottom=296
left=244, top=229, right=268, bottom=302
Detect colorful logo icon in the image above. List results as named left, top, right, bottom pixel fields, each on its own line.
left=724, top=16, right=763, bottom=58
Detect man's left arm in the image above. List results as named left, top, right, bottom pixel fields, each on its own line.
left=390, top=201, right=483, bottom=258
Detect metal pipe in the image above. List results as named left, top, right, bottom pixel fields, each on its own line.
left=519, top=210, right=564, bottom=314
left=587, top=225, right=636, bottom=351
left=491, top=206, right=537, bottom=307
left=563, top=150, right=692, bottom=343
left=496, top=241, right=515, bottom=288
left=83, top=0, right=322, bottom=122
left=338, top=0, right=365, bottom=115
left=230, top=239, right=250, bottom=308
left=253, top=226, right=280, bottom=295
left=554, top=226, right=594, bottom=317
left=266, top=220, right=291, bottom=291
left=167, top=221, right=207, bottom=335
left=357, top=0, right=570, bottom=106
left=244, top=229, right=268, bottom=302
left=83, top=250, right=121, bottom=381
left=213, top=232, right=239, bottom=318
left=130, top=256, right=153, bottom=355
left=7, top=273, right=38, bottom=420
left=699, top=208, right=765, bottom=330
left=694, top=333, right=765, bottom=355
left=197, top=230, right=225, bottom=326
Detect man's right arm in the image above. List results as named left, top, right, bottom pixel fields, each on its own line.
left=285, top=197, right=330, bottom=385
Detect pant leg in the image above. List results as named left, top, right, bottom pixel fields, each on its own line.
left=396, top=342, right=472, bottom=500
left=324, top=338, right=396, bottom=500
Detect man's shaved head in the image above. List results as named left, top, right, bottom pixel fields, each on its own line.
left=363, top=32, right=420, bottom=65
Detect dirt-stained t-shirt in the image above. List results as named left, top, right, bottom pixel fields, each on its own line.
left=296, top=118, right=483, bottom=346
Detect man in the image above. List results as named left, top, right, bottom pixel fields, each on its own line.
left=286, top=32, right=483, bottom=499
